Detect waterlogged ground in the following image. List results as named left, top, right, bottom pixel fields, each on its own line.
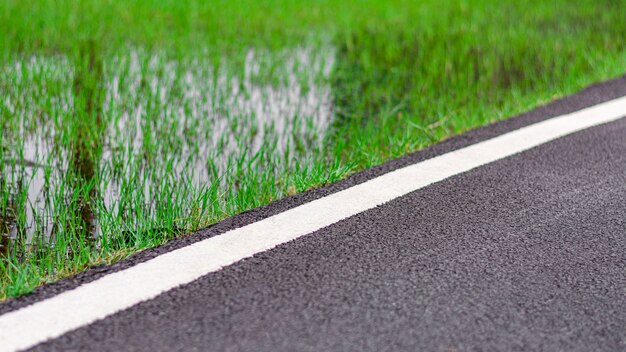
left=1, top=0, right=626, bottom=298
left=1, top=45, right=334, bottom=250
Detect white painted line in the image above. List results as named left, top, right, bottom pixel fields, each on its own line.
left=2, top=96, right=626, bottom=352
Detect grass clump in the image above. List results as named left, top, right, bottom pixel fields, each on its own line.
left=0, top=0, right=625, bottom=299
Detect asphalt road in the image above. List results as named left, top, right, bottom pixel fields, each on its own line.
left=2, top=77, right=626, bottom=351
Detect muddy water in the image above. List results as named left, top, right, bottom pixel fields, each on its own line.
left=0, top=45, right=334, bottom=255
left=0, top=211, right=16, bottom=258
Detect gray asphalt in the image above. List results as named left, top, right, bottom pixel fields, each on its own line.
left=25, top=102, right=626, bottom=349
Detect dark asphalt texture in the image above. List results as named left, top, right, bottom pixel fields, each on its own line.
left=27, top=106, right=626, bottom=349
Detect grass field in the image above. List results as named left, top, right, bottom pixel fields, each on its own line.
left=1, top=0, right=625, bottom=299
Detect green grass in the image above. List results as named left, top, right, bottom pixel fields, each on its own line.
left=0, top=0, right=625, bottom=299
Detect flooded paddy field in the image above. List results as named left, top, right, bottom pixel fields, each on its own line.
left=1, top=46, right=333, bottom=239
left=1, top=0, right=625, bottom=298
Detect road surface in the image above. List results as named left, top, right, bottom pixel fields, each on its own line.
left=1, top=76, right=626, bottom=351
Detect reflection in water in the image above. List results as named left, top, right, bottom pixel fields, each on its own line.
left=70, top=41, right=104, bottom=244
left=0, top=45, right=335, bottom=256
